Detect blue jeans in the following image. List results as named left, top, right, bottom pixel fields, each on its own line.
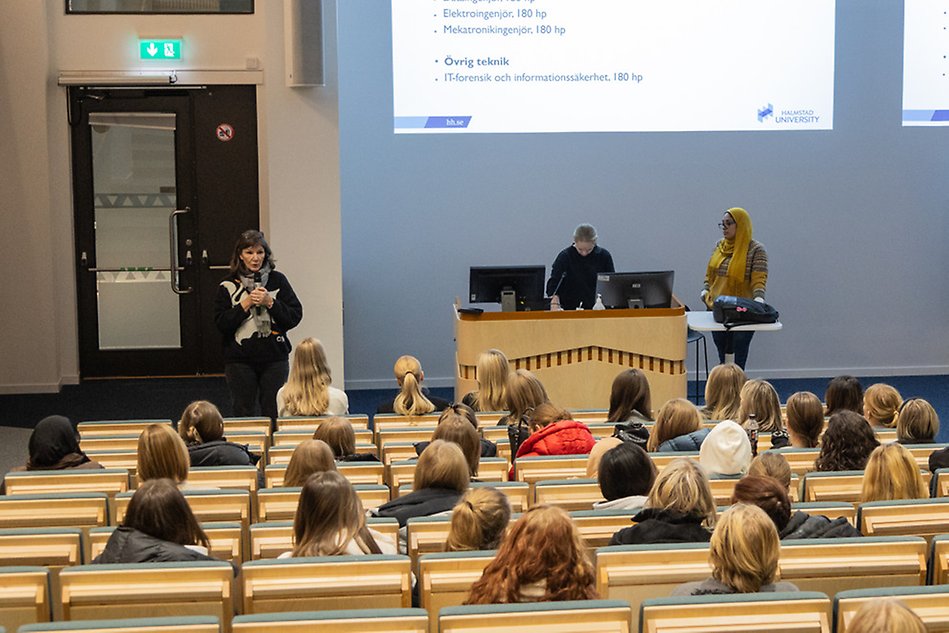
left=711, top=330, right=755, bottom=369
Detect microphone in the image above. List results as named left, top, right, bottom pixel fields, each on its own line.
left=549, top=271, right=567, bottom=298
left=253, top=272, right=263, bottom=316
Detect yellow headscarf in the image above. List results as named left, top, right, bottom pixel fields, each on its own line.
left=707, top=207, right=753, bottom=291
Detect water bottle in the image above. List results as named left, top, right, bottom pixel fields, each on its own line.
left=593, top=294, right=606, bottom=310
left=746, top=413, right=759, bottom=457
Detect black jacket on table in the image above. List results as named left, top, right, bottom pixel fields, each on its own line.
left=779, top=511, right=862, bottom=539
left=92, top=527, right=217, bottom=564
left=546, top=244, right=615, bottom=310
left=371, top=487, right=463, bottom=527
left=608, top=508, right=712, bottom=546
left=214, top=270, right=303, bottom=364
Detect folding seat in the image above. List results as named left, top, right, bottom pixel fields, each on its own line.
left=20, top=615, right=220, bottom=633
left=240, top=555, right=411, bottom=614
left=4, top=469, right=130, bottom=498
left=418, top=550, right=495, bottom=633
left=834, top=585, right=949, bottom=632
left=439, top=599, right=632, bottom=633
left=532, top=478, right=603, bottom=511
left=231, top=607, right=426, bottom=633
left=778, top=536, right=927, bottom=595
left=0, top=565, right=50, bottom=631
left=58, top=561, right=233, bottom=627
left=857, top=497, right=949, bottom=544
left=594, top=542, right=711, bottom=615
left=640, top=591, right=831, bottom=632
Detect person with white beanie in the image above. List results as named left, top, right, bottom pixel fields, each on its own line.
left=699, top=420, right=753, bottom=477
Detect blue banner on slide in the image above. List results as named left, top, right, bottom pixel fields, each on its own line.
left=395, top=116, right=472, bottom=130
left=902, top=109, right=949, bottom=123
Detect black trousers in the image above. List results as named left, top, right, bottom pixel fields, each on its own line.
left=224, top=359, right=289, bottom=420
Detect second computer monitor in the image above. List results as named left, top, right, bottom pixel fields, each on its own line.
left=596, top=270, right=675, bottom=309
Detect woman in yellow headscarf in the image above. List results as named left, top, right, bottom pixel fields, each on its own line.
left=701, top=208, right=768, bottom=369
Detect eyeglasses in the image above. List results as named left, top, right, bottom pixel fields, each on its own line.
left=718, top=221, right=735, bottom=230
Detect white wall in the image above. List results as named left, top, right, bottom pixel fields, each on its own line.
left=337, top=0, right=949, bottom=388
left=0, top=0, right=344, bottom=393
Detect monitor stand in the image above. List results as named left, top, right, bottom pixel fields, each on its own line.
left=627, top=295, right=644, bottom=309
left=501, top=289, right=517, bottom=312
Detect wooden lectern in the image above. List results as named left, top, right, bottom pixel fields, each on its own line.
left=454, top=302, right=687, bottom=411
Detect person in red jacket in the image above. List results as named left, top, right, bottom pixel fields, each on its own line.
left=510, top=403, right=596, bottom=479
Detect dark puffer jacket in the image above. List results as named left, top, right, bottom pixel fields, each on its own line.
left=92, top=527, right=217, bottom=564
left=779, top=511, right=862, bottom=539
left=187, top=440, right=259, bottom=467
left=608, top=508, right=712, bottom=545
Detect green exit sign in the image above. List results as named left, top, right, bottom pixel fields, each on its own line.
left=139, top=39, right=182, bottom=60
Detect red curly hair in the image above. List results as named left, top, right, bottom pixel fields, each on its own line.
left=464, top=505, right=597, bottom=604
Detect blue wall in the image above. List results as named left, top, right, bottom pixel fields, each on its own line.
left=338, top=0, right=949, bottom=389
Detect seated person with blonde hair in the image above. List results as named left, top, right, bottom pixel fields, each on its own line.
left=672, top=503, right=799, bottom=595
left=446, top=487, right=512, bottom=552
left=609, top=459, right=715, bottom=545
left=376, top=355, right=449, bottom=415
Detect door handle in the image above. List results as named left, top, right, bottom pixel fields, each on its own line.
left=168, top=207, right=193, bottom=295
left=203, top=248, right=231, bottom=271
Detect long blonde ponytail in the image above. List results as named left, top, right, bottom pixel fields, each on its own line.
left=393, top=355, right=435, bottom=415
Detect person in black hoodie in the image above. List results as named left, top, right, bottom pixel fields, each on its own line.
left=372, top=440, right=469, bottom=552
left=609, top=458, right=715, bottom=545
left=94, top=478, right=217, bottom=564
left=178, top=400, right=259, bottom=468
left=215, top=230, right=303, bottom=420
left=3, top=415, right=104, bottom=494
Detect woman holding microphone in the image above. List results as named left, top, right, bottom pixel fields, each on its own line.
left=215, top=230, right=303, bottom=419
left=702, top=208, right=768, bottom=369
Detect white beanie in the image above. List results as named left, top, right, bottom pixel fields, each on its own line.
left=699, top=420, right=752, bottom=476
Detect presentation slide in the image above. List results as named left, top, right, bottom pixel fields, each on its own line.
left=903, top=0, right=949, bottom=126
left=392, top=0, right=836, bottom=134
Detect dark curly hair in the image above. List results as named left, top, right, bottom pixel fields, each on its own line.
left=815, top=410, right=879, bottom=472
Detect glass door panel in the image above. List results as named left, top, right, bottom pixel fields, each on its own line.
left=89, top=112, right=182, bottom=350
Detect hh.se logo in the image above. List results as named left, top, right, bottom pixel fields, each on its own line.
left=758, top=103, right=774, bottom=123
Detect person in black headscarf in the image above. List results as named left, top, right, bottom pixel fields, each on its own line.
left=22, top=415, right=103, bottom=471
left=3, top=415, right=103, bottom=494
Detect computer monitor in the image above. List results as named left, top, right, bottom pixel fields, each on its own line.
left=595, top=270, right=675, bottom=309
left=469, top=265, right=546, bottom=312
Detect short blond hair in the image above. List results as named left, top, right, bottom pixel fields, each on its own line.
left=415, top=439, right=470, bottom=493
left=647, top=398, right=702, bottom=451
left=647, top=459, right=716, bottom=528
left=860, top=443, right=928, bottom=503
left=863, top=383, right=902, bottom=428
left=847, top=598, right=926, bottom=633
left=710, top=504, right=781, bottom=593
left=895, top=398, right=940, bottom=444
left=138, top=423, right=190, bottom=484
